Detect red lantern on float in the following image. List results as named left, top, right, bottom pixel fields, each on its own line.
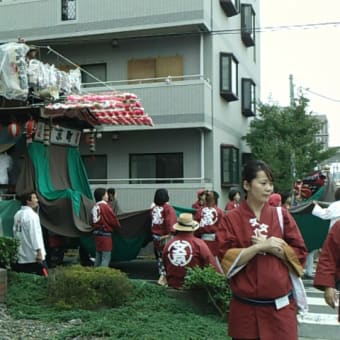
left=24, top=118, right=36, bottom=144
left=7, top=122, right=21, bottom=138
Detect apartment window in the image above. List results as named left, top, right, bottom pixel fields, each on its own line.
left=128, top=56, right=183, bottom=83
left=242, top=78, right=256, bottom=117
left=62, top=0, right=76, bottom=21
left=221, top=145, right=240, bottom=187
left=129, top=153, right=183, bottom=184
left=81, top=63, right=107, bottom=87
left=220, top=53, right=238, bottom=102
left=219, top=0, right=240, bottom=17
left=82, top=155, right=107, bottom=181
left=241, top=4, right=255, bottom=47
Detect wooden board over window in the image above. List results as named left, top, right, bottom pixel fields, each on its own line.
left=128, top=58, right=156, bottom=83
left=128, top=56, right=183, bottom=83
left=156, top=56, right=183, bottom=80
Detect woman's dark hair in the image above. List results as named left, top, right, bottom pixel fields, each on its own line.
left=108, top=188, right=116, bottom=196
left=154, top=188, right=169, bottom=205
left=94, top=188, right=106, bottom=202
left=228, top=189, right=240, bottom=201
left=280, top=192, right=291, bottom=205
left=242, top=160, right=274, bottom=189
left=335, top=188, right=340, bottom=201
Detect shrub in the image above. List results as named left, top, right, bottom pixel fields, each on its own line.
left=184, top=265, right=232, bottom=319
left=0, top=236, right=20, bottom=269
left=7, top=273, right=228, bottom=339
left=47, top=265, right=133, bottom=310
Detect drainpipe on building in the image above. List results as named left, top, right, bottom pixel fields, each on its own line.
left=200, top=128, right=205, bottom=184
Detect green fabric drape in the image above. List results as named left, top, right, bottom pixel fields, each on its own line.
left=67, top=147, right=93, bottom=200
left=0, top=200, right=21, bottom=237
left=28, top=142, right=91, bottom=216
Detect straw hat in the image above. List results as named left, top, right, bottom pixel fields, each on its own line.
left=0, top=143, right=14, bottom=153
left=173, top=213, right=199, bottom=232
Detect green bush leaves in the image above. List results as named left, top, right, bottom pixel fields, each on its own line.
left=184, top=265, right=232, bottom=319
left=47, top=265, right=133, bottom=310
left=0, top=236, right=19, bottom=269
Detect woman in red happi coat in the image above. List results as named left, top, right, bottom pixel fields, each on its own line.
left=194, top=190, right=225, bottom=258
left=219, top=160, right=307, bottom=340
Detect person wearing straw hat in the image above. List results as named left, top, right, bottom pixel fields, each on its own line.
left=162, top=213, right=222, bottom=289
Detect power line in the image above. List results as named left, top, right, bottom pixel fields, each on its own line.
left=34, top=20, right=339, bottom=43
left=303, top=88, right=340, bottom=103
left=210, top=21, right=340, bottom=35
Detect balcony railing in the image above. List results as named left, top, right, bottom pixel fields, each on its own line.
left=80, top=74, right=207, bottom=90
left=80, top=75, right=212, bottom=129
left=89, top=178, right=213, bottom=212
left=88, top=177, right=210, bottom=185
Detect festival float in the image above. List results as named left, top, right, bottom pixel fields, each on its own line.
left=0, top=42, right=154, bottom=265
left=289, top=169, right=335, bottom=252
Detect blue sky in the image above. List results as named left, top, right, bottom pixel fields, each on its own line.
left=260, top=0, right=340, bottom=146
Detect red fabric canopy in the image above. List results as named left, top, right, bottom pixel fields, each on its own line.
left=44, top=92, right=153, bottom=127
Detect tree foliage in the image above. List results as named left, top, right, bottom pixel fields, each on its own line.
left=243, top=95, right=337, bottom=192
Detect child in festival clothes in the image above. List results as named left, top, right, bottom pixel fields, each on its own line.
left=219, top=160, right=307, bottom=340
left=150, top=188, right=177, bottom=286
left=225, top=189, right=241, bottom=211
left=194, top=190, right=225, bottom=260
left=192, top=189, right=206, bottom=210
left=91, top=187, right=121, bottom=267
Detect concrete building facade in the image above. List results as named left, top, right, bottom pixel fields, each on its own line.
left=0, top=0, right=260, bottom=211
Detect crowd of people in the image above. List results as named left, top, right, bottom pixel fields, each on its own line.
left=149, top=160, right=339, bottom=339
left=9, top=160, right=340, bottom=339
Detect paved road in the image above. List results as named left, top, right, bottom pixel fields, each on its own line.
left=298, top=277, right=339, bottom=340
left=112, top=258, right=158, bottom=281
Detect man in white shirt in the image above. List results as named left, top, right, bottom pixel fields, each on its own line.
left=12, top=191, right=47, bottom=276
left=312, top=188, right=340, bottom=231
left=305, top=188, right=340, bottom=278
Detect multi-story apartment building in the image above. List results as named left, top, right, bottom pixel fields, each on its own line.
left=0, top=0, right=260, bottom=211
left=313, top=114, right=329, bottom=150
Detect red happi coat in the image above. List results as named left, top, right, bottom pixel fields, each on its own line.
left=162, top=233, right=222, bottom=289
left=314, top=221, right=340, bottom=322
left=219, top=200, right=307, bottom=340
left=191, top=200, right=205, bottom=210
left=194, top=205, right=225, bottom=257
left=151, top=203, right=177, bottom=251
left=91, top=200, right=121, bottom=252
left=225, top=200, right=239, bottom=211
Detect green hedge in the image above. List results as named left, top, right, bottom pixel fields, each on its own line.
left=0, top=236, right=19, bottom=269
left=47, top=265, right=133, bottom=310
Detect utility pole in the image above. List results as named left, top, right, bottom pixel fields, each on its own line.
left=289, top=74, right=295, bottom=106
